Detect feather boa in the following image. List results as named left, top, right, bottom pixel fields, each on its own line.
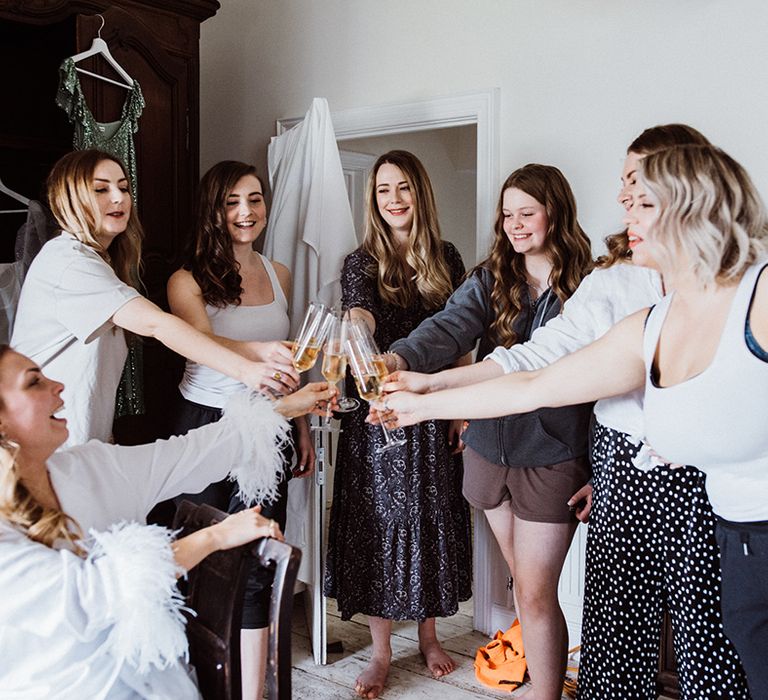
left=87, top=522, right=188, bottom=674
left=221, top=390, right=291, bottom=506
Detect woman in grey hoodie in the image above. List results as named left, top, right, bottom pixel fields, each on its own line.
left=388, top=163, right=594, bottom=700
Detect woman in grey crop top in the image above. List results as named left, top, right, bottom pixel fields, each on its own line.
left=167, top=161, right=313, bottom=700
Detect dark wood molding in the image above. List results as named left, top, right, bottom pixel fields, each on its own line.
left=0, top=0, right=219, bottom=24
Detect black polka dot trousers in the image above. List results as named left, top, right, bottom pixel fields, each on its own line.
left=576, top=423, right=750, bottom=700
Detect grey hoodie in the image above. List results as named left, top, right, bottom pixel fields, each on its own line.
left=389, top=268, right=592, bottom=467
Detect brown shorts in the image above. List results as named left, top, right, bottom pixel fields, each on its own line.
left=462, top=445, right=591, bottom=524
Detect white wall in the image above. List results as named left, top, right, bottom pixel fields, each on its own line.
left=200, top=0, right=768, bottom=248
left=338, top=127, right=478, bottom=265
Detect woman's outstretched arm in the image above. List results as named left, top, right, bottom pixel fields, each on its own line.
left=380, top=310, right=648, bottom=426
left=112, top=295, right=293, bottom=395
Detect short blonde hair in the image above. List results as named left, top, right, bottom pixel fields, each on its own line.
left=639, top=144, right=768, bottom=286
left=47, top=149, right=143, bottom=287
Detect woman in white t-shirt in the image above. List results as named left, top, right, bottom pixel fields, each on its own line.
left=11, top=149, right=299, bottom=447
left=382, top=143, right=768, bottom=697
left=0, top=345, right=334, bottom=699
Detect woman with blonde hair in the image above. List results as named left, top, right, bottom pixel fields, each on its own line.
left=384, top=126, right=749, bottom=699
left=11, top=149, right=297, bottom=447
left=324, top=150, right=472, bottom=699
left=386, top=162, right=594, bottom=700
left=0, top=344, right=334, bottom=698
left=382, top=143, right=766, bottom=696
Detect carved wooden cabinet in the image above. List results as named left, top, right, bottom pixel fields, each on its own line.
left=0, top=0, right=220, bottom=444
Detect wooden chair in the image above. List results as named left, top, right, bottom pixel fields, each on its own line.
left=173, top=501, right=302, bottom=700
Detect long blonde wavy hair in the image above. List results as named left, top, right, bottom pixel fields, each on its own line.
left=480, top=164, right=593, bottom=348
left=640, top=144, right=768, bottom=286
left=0, top=346, right=83, bottom=552
left=597, top=124, right=711, bottom=268
left=361, top=150, right=454, bottom=309
left=47, top=149, right=143, bottom=287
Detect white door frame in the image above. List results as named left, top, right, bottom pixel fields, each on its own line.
left=277, top=89, right=501, bottom=646
left=277, top=89, right=500, bottom=264
left=338, top=150, right=377, bottom=243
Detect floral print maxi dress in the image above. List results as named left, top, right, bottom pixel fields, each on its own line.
left=324, top=243, right=473, bottom=621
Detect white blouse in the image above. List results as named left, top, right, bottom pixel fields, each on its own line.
left=487, top=262, right=662, bottom=444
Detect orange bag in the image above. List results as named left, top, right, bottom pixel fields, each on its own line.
left=474, top=619, right=527, bottom=691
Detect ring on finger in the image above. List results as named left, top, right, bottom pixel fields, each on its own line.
left=272, top=371, right=282, bottom=381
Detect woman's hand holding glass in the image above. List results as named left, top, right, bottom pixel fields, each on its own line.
left=367, top=387, right=428, bottom=429
left=380, top=369, right=436, bottom=395
left=242, top=361, right=299, bottom=396
left=274, top=381, right=338, bottom=419
left=346, top=320, right=406, bottom=453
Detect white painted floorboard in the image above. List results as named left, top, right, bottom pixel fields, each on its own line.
left=290, top=597, right=575, bottom=699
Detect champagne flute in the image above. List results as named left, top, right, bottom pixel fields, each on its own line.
left=312, top=313, right=347, bottom=433
left=346, top=322, right=406, bottom=454
left=335, top=311, right=360, bottom=413
left=292, top=302, right=331, bottom=373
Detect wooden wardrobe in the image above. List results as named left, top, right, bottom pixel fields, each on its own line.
left=0, top=0, right=219, bottom=445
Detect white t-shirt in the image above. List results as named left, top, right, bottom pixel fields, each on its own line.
left=11, top=233, right=141, bottom=446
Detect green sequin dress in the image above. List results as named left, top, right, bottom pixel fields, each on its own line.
left=56, top=57, right=146, bottom=418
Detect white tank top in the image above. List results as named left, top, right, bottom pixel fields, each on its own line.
left=179, top=255, right=290, bottom=408
left=643, top=259, right=768, bottom=522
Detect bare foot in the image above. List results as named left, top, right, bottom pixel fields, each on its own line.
left=355, top=656, right=390, bottom=698
left=419, top=639, right=456, bottom=678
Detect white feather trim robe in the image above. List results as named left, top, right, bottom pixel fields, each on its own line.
left=0, top=521, right=198, bottom=699
left=0, top=392, right=288, bottom=698
left=51, top=391, right=290, bottom=533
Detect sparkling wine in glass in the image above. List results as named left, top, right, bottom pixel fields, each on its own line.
left=292, top=302, right=330, bottom=373
left=312, top=314, right=348, bottom=432
left=346, top=322, right=406, bottom=454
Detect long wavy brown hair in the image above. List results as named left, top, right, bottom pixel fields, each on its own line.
left=598, top=124, right=712, bottom=267
left=479, top=164, right=593, bottom=347
left=361, top=150, right=454, bottom=309
left=0, top=346, right=83, bottom=553
left=185, top=161, right=264, bottom=307
left=47, top=149, right=143, bottom=287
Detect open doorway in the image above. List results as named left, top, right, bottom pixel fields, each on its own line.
left=337, top=125, right=478, bottom=268
left=273, top=92, right=586, bottom=670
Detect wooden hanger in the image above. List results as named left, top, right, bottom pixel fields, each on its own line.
left=69, top=15, right=134, bottom=90
left=0, top=176, right=30, bottom=214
